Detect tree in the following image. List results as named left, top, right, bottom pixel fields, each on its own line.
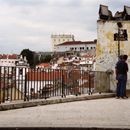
left=20, top=49, right=35, bottom=67
left=43, top=55, right=52, bottom=63
left=40, top=54, right=52, bottom=63
left=34, top=54, right=40, bottom=66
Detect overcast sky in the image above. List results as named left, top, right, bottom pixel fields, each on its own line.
left=0, top=0, right=129, bottom=54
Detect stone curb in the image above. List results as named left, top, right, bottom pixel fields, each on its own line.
left=0, top=127, right=129, bottom=130
left=0, top=93, right=115, bottom=111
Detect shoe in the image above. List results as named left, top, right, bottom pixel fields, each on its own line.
left=121, top=96, right=128, bottom=99
left=123, top=96, right=128, bottom=99
left=115, top=96, right=120, bottom=99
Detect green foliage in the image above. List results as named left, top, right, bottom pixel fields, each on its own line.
left=20, top=49, right=35, bottom=67
left=43, top=55, right=52, bottom=63
left=20, top=49, right=53, bottom=67
left=40, top=55, right=52, bottom=63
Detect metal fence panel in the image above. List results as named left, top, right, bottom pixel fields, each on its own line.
left=0, top=66, right=110, bottom=103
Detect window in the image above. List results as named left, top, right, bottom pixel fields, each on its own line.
left=80, top=47, right=84, bottom=50
left=70, top=48, right=74, bottom=50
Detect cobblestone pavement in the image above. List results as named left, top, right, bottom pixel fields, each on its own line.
left=0, top=97, right=130, bottom=129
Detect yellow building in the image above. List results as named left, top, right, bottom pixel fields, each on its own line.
left=96, top=5, right=130, bottom=90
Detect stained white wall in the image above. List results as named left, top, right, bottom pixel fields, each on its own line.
left=96, top=20, right=130, bottom=90
left=56, top=44, right=96, bottom=52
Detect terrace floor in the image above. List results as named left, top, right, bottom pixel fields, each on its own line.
left=0, top=92, right=130, bottom=129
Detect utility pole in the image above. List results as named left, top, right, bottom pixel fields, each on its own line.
left=114, top=22, right=123, bottom=59
left=118, top=27, right=120, bottom=58
left=117, top=22, right=122, bottom=58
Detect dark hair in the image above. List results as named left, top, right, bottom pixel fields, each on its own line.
left=119, top=55, right=123, bottom=60
left=123, top=55, right=128, bottom=60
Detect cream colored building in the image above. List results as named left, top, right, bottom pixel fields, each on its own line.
left=51, top=34, right=75, bottom=51
left=55, top=41, right=96, bottom=52
left=96, top=5, right=130, bottom=90
left=96, top=20, right=130, bottom=71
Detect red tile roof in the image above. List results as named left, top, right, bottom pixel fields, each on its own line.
left=27, top=70, right=62, bottom=81
left=27, top=69, right=82, bottom=82
left=0, top=54, right=18, bottom=59
left=57, top=41, right=96, bottom=46
left=36, top=63, right=50, bottom=68
left=81, top=55, right=94, bottom=58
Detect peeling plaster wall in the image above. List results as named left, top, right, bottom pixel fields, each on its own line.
left=96, top=20, right=130, bottom=90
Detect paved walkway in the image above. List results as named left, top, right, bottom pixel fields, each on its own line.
left=0, top=93, right=130, bottom=129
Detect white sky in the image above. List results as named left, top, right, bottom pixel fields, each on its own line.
left=0, top=0, right=129, bottom=54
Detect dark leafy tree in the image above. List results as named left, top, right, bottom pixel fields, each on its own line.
left=20, top=49, right=35, bottom=67
left=43, top=55, right=52, bottom=63
left=34, top=54, right=40, bottom=66
left=39, top=55, right=52, bottom=63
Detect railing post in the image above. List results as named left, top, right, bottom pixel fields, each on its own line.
left=2, top=67, right=5, bottom=103
left=88, top=71, right=91, bottom=95
left=24, top=71, right=27, bottom=101
left=44, top=69, right=47, bottom=99
left=61, top=69, right=65, bottom=98
left=0, top=67, right=1, bottom=104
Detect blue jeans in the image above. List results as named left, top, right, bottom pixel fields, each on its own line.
left=116, top=74, right=127, bottom=97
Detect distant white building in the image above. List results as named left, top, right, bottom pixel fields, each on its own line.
left=55, top=40, right=97, bottom=52
left=80, top=55, right=96, bottom=71
left=51, top=34, right=75, bottom=51
left=0, top=54, right=29, bottom=78
left=0, top=54, right=18, bottom=67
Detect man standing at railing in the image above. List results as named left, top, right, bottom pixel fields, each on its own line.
left=115, top=55, right=129, bottom=99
